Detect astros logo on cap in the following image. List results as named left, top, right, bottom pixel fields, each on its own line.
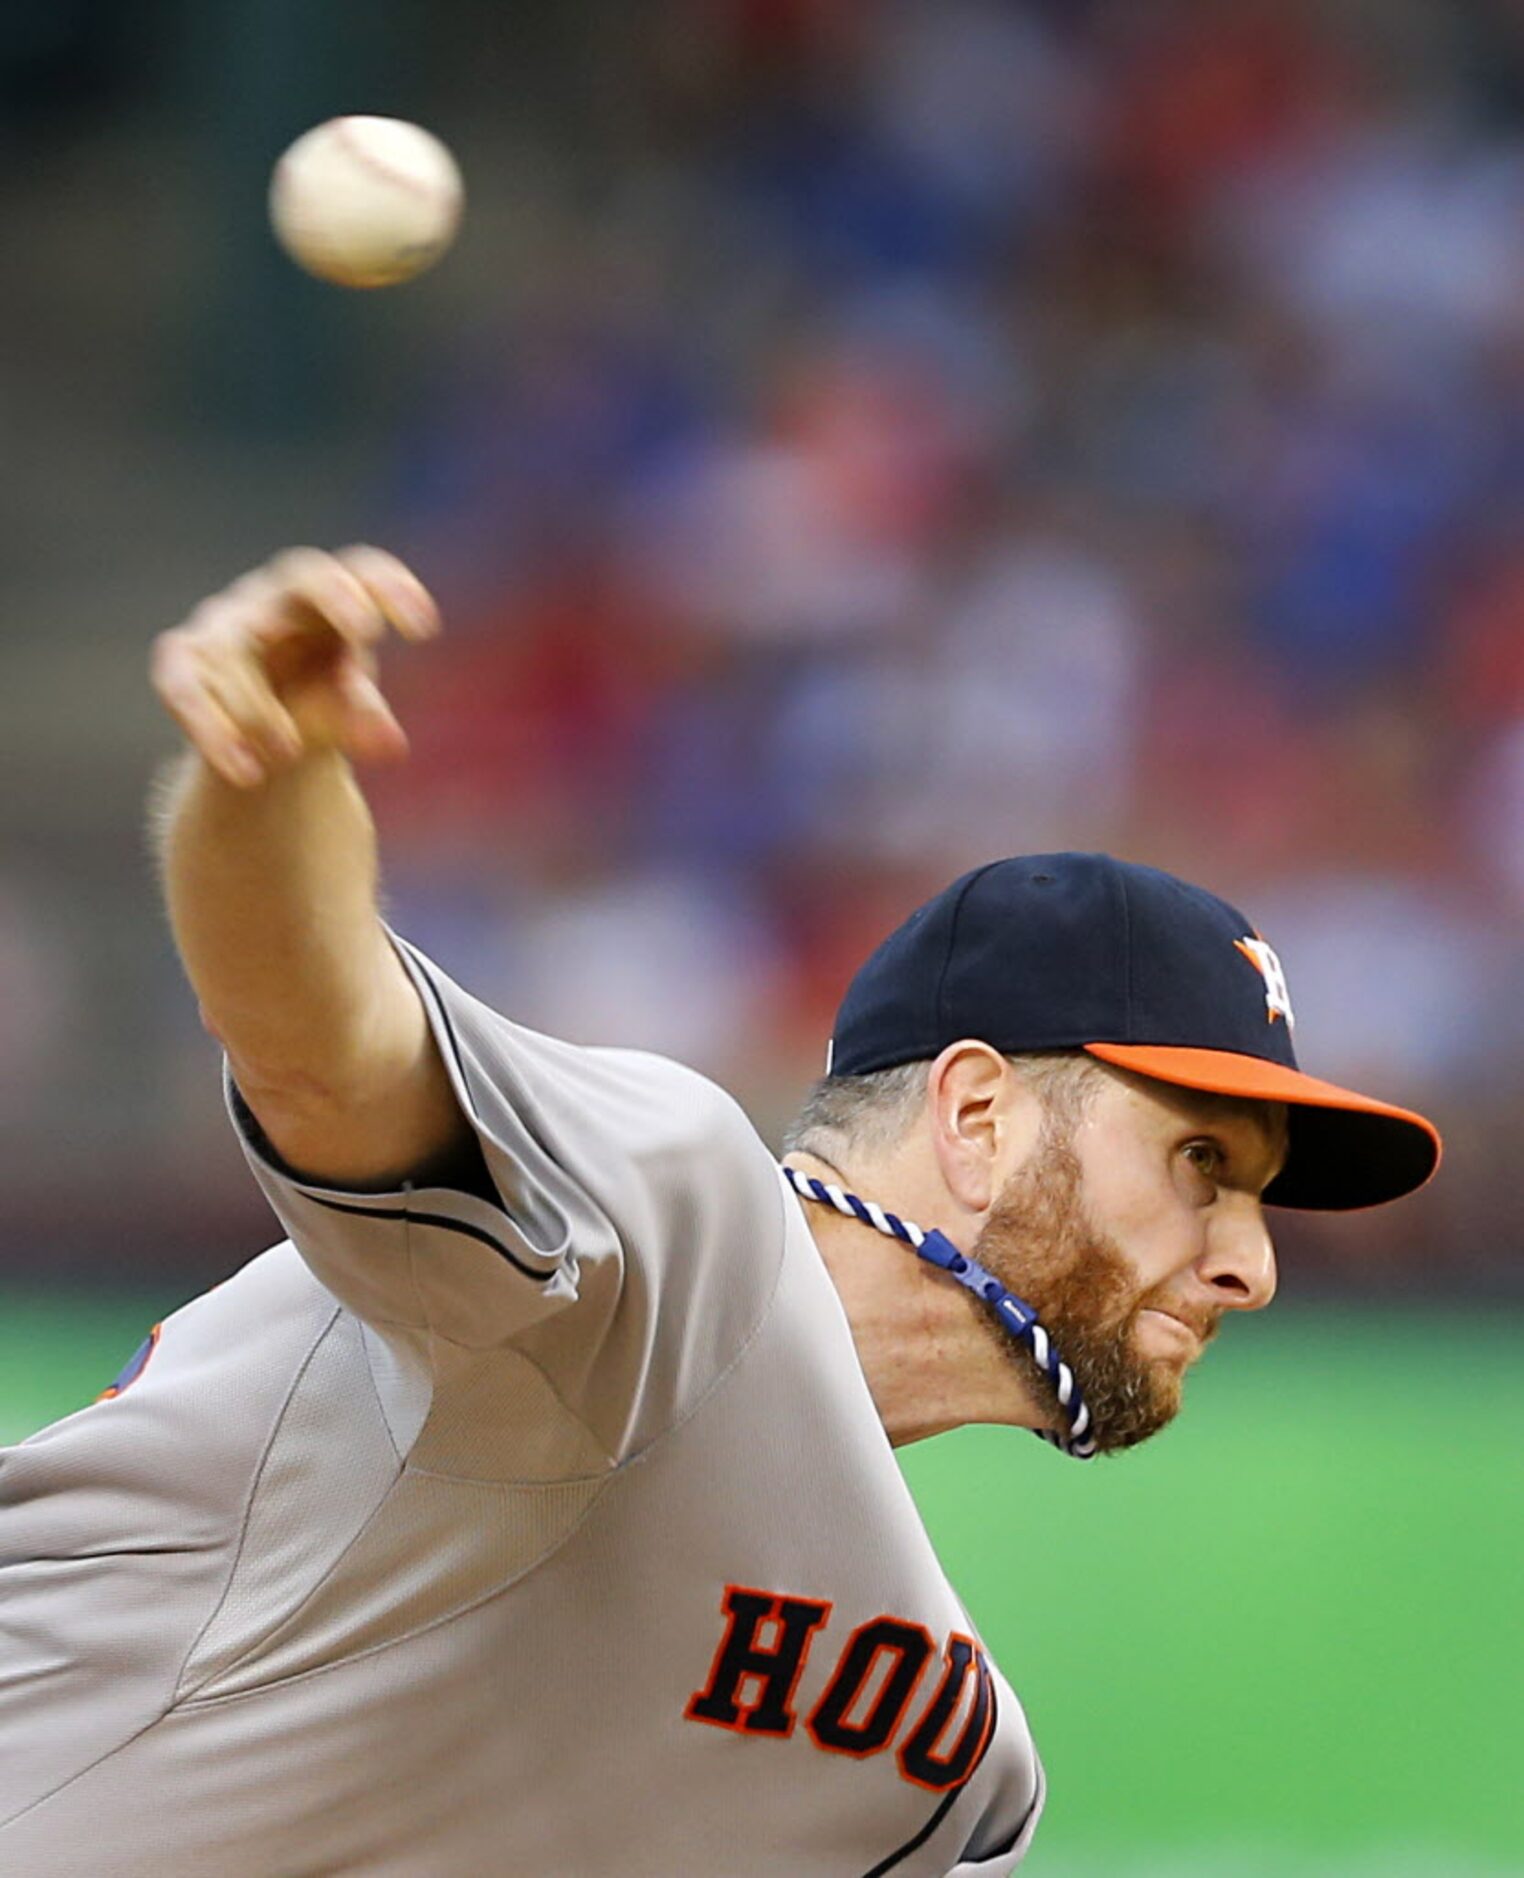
left=1234, top=936, right=1294, bottom=1030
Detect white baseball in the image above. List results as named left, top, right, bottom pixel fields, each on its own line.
left=269, top=116, right=464, bottom=289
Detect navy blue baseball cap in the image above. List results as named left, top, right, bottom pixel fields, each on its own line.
left=828, top=854, right=1441, bottom=1211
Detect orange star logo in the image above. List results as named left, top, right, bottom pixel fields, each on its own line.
left=1235, top=935, right=1295, bottom=1029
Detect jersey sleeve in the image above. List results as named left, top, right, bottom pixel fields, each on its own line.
left=228, top=932, right=787, bottom=1464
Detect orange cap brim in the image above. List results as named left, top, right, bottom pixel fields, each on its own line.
left=1082, top=1043, right=1442, bottom=1211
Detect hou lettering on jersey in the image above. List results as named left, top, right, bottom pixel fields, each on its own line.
left=686, top=1586, right=996, bottom=1794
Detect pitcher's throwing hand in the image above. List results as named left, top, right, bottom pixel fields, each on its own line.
left=149, top=545, right=440, bottom=787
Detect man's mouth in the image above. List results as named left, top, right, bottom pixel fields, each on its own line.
left=1137, top=1307, right=1211, bottom=1353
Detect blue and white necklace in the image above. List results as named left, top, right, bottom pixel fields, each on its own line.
left=781, top=1164, right=1097, bottom=1460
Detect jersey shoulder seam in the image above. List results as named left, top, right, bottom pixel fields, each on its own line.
left=169, top=1300, right=350, bottom=1704
left=613, top=1143, right=789, bottom=1475
left=415, top=1318, right=619, bottom=1479
left=357, top=1318, right=409, bottom=1467
left=80, top=1178, right=788, bottom=1718
left=0, top=1297, right=347, bottom=1833
left=382, top=1146, right=787, bottom=1487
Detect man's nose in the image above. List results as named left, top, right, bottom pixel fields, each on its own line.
left=1201, top=1200, right=1278, bottom=1313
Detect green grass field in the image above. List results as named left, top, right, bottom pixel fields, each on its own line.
left=3, top=1292, right=1519, bottom=1875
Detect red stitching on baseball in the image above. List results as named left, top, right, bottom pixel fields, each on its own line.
left=328, top=118, right=454, bottom=209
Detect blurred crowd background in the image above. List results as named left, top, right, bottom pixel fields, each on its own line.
left=2, top=0, right=1522, bottom=1295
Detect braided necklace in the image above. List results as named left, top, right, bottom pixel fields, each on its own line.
left=781, top=1165, right=1097, bottom=1460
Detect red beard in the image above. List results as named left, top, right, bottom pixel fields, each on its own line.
left=972, top=1130, right=1215, bottom=1453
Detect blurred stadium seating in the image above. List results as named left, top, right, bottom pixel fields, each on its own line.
left=2, top=0, right=1520, bottom=1290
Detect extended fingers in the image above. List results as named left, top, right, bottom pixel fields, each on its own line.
left=333, top=544, right=442, bottom=642
left=252, top=546, right=388, bottom=652
left=153, top=545, right=438, bottom=781
left=203, top=651, right=304, bottom=771
left=152, top=629, right=272, bottom=787
left=334, top=655, right=410, bottom=762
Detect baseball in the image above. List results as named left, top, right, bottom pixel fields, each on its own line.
left=269, top=116, right=464, bottom=289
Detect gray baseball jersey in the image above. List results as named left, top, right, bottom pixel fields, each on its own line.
left=0, top=937, right=1044, bottom=1875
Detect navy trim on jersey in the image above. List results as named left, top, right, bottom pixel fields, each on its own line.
left=412, top=942, right=476, bottom=1095
left=860, top=1786, right=962, bottom=1877
left=311, top=1194, right=555, bottom=1284
left=858, top=1682, right=1002, bottom=1876
left=283, top=952, right=559, bottom=1284
left=967, top=1781, right=1043, bottom=1863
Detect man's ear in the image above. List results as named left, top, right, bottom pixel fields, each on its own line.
left=925, top=1042, right=1042, bottom=1216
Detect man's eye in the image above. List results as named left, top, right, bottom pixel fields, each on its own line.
left=1184, top=1141, right=1221, bottom=1179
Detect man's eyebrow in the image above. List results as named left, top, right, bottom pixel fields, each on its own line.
left=1211, top=1106, right=1290, bottom=1183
